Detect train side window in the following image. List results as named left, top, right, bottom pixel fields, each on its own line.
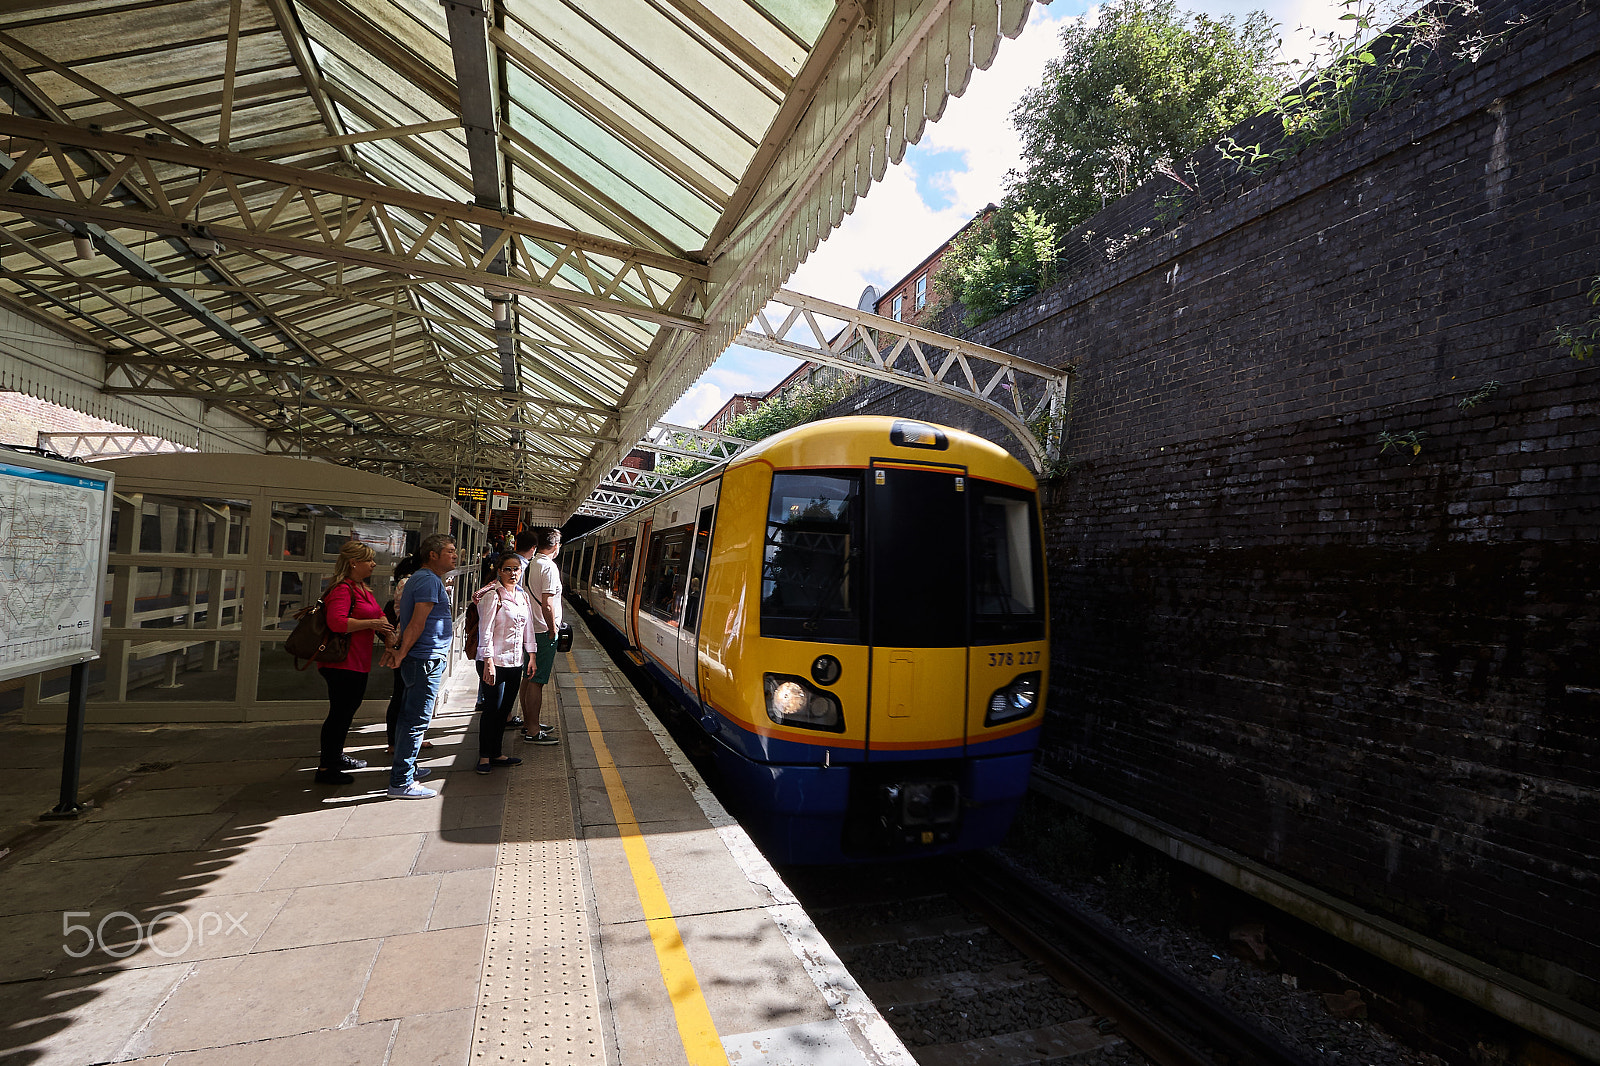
left=761, top=471, right=863, bottom=643
left=971, top=484, right=1046, bottom=644
left=609, top=539, right=634, bottom=600
left=681, top=504, right=715, bottom=633
left=580, top=541, right=595, bottom=588
left=640, top=523, right=693, bottom=623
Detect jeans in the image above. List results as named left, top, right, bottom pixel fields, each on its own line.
left=318, top=667, right=369, bottom=767
left=474, top=660, right=525, bottom=759
left=385, top=668, right=406, bottom=746
left=390, top=655, right=446, bottom=789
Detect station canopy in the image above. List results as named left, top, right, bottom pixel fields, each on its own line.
left=0, top=0, right=1041, bottom=515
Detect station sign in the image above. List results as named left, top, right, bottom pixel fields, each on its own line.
left=490, top=492, right=510, bottom=511
left=455, top=485, right=488, bottom=503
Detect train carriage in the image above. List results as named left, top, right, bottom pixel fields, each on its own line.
left=567, top=416, right=1048, bottom=864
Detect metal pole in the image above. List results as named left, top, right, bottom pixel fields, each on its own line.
left=44, top=661, right=91, bottom=818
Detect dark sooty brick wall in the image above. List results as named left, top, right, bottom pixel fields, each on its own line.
left=832, top=0, right=1600, bottom=1009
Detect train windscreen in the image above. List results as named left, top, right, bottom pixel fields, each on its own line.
left=760, top=471, right=862, bottom=642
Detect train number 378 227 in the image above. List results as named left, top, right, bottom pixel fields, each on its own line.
left=987, top=650, right=1040, bottom=666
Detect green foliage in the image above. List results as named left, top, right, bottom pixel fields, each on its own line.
left=1555, top=275, right=1600, bottom=360
left=1458, top=380, right=1500, bottom=410
left=721, top=374, right=860, bottom=443
left=654, top=454, right=714, bottom=481
left=1377, top=428, right=1426, bottom=456
left=930, top=208, right=1058, bottom=328
left=1005, top=0, right=1284, bottom=235
left=1219, top=0, right=1504, bottom=173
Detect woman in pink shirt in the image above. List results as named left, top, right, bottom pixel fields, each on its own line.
left=472, top=555, right=534, bottom=773
left=316, top=541, right=396, bottom=785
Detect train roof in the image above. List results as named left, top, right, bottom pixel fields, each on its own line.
left=571, top=416, right=1036, bottom=543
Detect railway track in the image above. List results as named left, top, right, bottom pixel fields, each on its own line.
left=785, top=855, right=1322, bottom=1066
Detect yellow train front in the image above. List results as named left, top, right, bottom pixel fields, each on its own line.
left=565, top=416, right=1048, bottom=864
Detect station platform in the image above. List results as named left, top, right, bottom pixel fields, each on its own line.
left=0, top=622, right=914, bottom=1066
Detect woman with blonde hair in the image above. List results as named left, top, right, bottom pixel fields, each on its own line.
left=315, top=539, right=395, bottom=784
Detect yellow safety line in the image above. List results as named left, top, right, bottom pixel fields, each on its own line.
left=565, top=651, right=729, bottom=1066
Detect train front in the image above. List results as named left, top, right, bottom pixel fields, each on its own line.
left=699, top=417, right=1049, bottom=864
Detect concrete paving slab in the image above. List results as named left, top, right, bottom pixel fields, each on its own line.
left=412, top=825, right=501, bottom=874
left=122, top=938, right=382, bottom=1056
left=203, top=805, right=356, bottom=849
left=574, top=764, right=706, bottom=828
left=566, top=728, right=673, bottom=770
left=253, top=875, right=439, bottom=950
left=0, top=908, right=99, bottom=981
left=391, top=1006, right=474, bottom=1066
left=0, top=855, right=145, bottom=916
left=584, top=822, right=768, bottom=926
left=31, top=813, right=233, bottom=862
left=162, top=1018, right=395, bottom=1065
left=96, top=785, right=243, bottom=821
left=0, top=961, right=189, bottom=1066
left=359, top=925, right=487, bottom=1022
left=138, top=759, right=301, bottom=790
left=103, top=887, right=293, bottom=967
left=109, top=843, right=295, bottom=905
left=428, top=866, right=496, bottom=930
left=259, top=832, right=425, bottom=890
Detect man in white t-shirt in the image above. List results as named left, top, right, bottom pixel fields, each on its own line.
left=518, top=527, right=562, bottom=744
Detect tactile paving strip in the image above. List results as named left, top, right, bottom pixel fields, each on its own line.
left=473, top=703, right=607, bottom=1065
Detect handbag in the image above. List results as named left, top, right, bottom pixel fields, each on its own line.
left=284, top=593, right=351, bottom=670
left=555, top=620, right=573, bottom=653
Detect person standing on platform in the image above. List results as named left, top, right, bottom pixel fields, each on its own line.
left=314, top=541, right=395, bottom=784
left=380, top=533, right=457, bottom=799
left=472, top=555, right=533, bottom=773
left=519, top=527, right=562, bottom=746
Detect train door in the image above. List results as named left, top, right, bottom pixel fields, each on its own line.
left=864, top=461, right=969, bottom=758
left=676, top=483, right=720, bottom=692
left=628, top=520, right=650, bottom=648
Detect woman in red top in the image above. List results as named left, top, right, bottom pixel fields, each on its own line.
left=316, top=540, right=395, bottom=785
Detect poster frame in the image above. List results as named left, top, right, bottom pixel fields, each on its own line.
left=0, top=448, right=114, bottom=685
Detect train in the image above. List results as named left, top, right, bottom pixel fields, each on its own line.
left=562, top=416, right=1048, bottom=864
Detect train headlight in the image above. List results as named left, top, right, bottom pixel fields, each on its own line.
left=764, top=673, right=844, bottom=732
left=985, top=671, right=1041, bottom=726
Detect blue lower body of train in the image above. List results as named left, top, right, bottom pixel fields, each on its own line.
left=576, top=599, right=1036, bottom=865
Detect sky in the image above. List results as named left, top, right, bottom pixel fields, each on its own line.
left=663, top=0, right=1367, bottom=428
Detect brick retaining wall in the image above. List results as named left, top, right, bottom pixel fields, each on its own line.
left=830, top=0, right=1600, bottom=1008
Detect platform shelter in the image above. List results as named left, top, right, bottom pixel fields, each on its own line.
left=19, top=453, right=483, bottom=724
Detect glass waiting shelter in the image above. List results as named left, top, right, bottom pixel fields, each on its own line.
left=20, top=454, right=484, bottom=724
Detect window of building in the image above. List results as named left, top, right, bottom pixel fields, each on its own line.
left=914, top=275, right=927, bottom=310
left=892, top=294, right=903, bottom=320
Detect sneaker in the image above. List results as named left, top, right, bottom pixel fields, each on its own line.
left=414, top=766, right=432, bottom=781
left=521, top=731, right=559, bottom=745
left=338, top=754, right=367, bottom=770
left=504, top=716, right=524, bottom=730
left=387, top=783, right=438, bottom=799
left=314, top=768, right=354, bottom=785
left=474, top=762, right=493, bottom=775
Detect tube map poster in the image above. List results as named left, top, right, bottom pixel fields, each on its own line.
left=0, top=459, right=110, bottom=682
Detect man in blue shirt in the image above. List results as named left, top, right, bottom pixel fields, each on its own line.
left=380, top=533, right=458, bottom=798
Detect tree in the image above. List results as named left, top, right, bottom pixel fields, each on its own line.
left=930, top=207, right=1058, bottom=329
left=1005, top=0, right=1283, bottom=234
